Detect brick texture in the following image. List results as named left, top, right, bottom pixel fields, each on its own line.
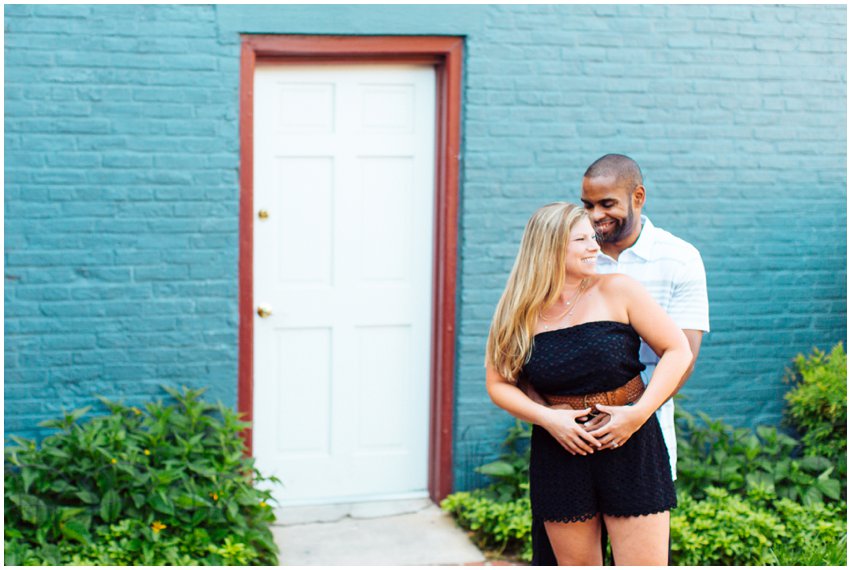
left=4, top=5, right=846, bottom=493
left=5, top=4, right=239, bottom=439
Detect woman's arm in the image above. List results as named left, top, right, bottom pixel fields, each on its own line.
left=486, top=363, right=602, bottom=455
left=588, top=274, right=692, bottom=448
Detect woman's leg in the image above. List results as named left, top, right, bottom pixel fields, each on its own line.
left=544, top=515, right=603, bottom=566
left=602, top=511, right=670, bottom=566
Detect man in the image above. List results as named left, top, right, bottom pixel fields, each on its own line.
left=581, top=153, right=710, bottom=565
left=529, top=155, right=709, bottom=565
left=580, top=154, right=709, bottom=467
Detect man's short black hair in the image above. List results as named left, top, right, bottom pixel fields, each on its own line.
left=583, top=154, right=644, bottom=190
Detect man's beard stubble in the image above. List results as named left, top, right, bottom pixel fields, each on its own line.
left=595, top=204, right=636, bottom=244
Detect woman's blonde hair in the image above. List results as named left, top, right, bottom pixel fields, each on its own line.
left=486, top=202, right=589, bottom=382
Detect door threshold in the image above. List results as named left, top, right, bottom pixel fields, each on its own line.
left=273, top=493, right=433, bottom=526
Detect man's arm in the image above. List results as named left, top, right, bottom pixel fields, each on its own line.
left=666, top=244, right=709, bottom=397
left=671, top=329, right=703, bottom=396
left=518, top=376, right=550, bottom=406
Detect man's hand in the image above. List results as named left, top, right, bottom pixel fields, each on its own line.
left=582, top=412, right=611, bottom=432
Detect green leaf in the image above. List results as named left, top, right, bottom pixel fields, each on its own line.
left=802, top=485, right=823, bottom=507
left=175, top=493, right=205, bottom=509
left=100, top=489, right=121, bottom=522
left=798, top=456, right=832, bottom=472
left=816, top=466, right=835, bottom=481
left=8, top=435, right=36, bottom=449
left=50, top=478, right=75, bottom=494
left=190, top=509, right=207, bottom=527
left=131, top=492, right=146, bottom=509
left=774, top=459, right=791, bottom=480
left=755, top=425, right=777, bottom=441
left=188, top=462, right=217, bottom=478
left=745, top=472, right=775, bottom=492
left=21, top=496, right=50, bottom=526
left=37, top=544, right=62, bottom=565
left=21, top=467, right=38, bottom=493
left=156, top=468, right=184, bottom=485
left=43, top=446, right=71, bottom=460
left=59, top=519, right=91, bottom=544
left=476, top=460, right=515, bottom=477
left=148, top=491, right=175, bottom=516
left=814, top=478, right=841, bottom=500
left=226, top=499, right=239, bottom=520
left=76, top=490, right=99, bottom=504
left=59, top=507, right=87, bottom=522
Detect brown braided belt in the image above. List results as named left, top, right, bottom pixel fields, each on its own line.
left=543, top=375, right=645, bottom=414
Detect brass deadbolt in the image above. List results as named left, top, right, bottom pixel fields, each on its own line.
left=257, top=306, right=272, bottom=318
left=258, top=209, right=269, bottom=220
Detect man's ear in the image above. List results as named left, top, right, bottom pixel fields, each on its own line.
left=632, top=184, right=646, bottom=209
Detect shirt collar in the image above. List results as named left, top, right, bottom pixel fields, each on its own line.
left=597, top=215, right=656, bottom=262
left=629, top=215, right=656, bottom=260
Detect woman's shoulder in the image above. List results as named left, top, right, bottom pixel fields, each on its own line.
left=595, top=272, right=641, bottom=293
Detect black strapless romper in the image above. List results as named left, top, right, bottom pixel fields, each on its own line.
left=521, top=321, right=677, bottom=565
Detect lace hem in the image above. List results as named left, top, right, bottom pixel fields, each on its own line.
left=539, top=502, right=675, bottom=524
left=600, top=502, right=676, bottom=519
left=539, top=512, right=598, bottom=524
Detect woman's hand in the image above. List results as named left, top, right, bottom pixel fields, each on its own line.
left=541, top=407, right=602, bottom=456
left=586, top=404, right=650, bottom=450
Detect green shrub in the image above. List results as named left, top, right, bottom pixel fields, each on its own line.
left=473, top=420, right=531, bottom=503
left=4, top=386, right=280, bottom=565
left=671, top=487, right=847, bottom=566
left=442, top=421, right=532, bottom=561
left=441, top=490, right=532, bottom=562
left=768, top=498, right=847, bottom=565
left=769, top=532, right=847, bottom=566
left=784, top=343, right=847, bottom=472
left=671, top=487, right=785, bottom=565
left=676, top=409, right=843, bottom=506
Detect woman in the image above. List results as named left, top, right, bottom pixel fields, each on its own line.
left=485, top=203, right=691, bottom=566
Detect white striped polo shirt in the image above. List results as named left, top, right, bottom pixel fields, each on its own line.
left=595, top=215, right=710, bottom=478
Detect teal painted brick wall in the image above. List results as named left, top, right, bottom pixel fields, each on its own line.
left=5, top=5, right=846, bottom=493
left=5, top=4, right=241, bottom=435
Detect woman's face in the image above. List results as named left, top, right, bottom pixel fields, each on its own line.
left=564, top=216, right=600, bottom=279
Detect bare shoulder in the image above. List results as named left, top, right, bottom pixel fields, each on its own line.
left=596, top=273, right=642, bottom=295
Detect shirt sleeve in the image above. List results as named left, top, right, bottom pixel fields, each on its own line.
left=667, top=247, right=710, bottom=332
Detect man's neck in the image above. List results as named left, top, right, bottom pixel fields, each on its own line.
left=600, top=222, right=643, bottom=261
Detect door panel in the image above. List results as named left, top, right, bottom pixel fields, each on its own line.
left=253, top=64, right=436, bottom=505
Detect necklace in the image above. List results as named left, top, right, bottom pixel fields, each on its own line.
left=540, top=279, right=589, bottom=330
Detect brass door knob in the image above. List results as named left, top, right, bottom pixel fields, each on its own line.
left=258, top=209, right=269, bottom=220
left=257, top=306, right=272, bottom=318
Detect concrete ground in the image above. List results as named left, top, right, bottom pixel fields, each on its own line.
left=272, top=497, right=488, bottom=566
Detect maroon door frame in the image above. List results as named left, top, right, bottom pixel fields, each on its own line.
left=238, top=35, right=462, bottom=502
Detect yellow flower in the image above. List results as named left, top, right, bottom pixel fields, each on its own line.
left=259, top=501, right=268, bottom=508
left=151, top=521, right=166, bottom=533
left=110, top=458, right=117, bottom=464
left=143, top=449, right=151, bottom=456
left=210, top=492, right=219, bottom=501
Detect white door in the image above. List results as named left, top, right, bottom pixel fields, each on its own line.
left=252, top=64, right=436, bottom=506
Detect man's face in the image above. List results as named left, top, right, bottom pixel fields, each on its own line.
left=580, top=175, right=642, bottom=244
